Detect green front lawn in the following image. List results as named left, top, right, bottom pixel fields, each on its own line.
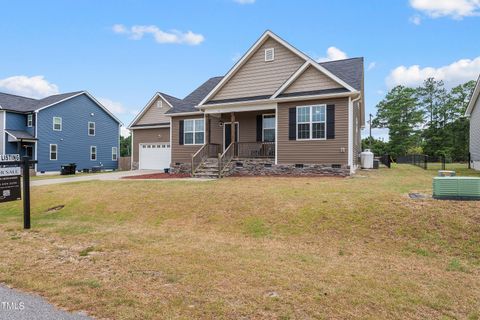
left=0, top=165, right=479, bottom=319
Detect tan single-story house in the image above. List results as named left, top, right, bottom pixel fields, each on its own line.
left=465, top=74, right=480, bottom=170
left=128, top=30, right=364, bottom=177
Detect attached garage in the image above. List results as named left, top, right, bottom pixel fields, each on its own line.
left=139, top=143, right=171, bottom=170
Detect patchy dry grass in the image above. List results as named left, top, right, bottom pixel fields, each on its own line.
left=0, top=165, right=479, bottom=319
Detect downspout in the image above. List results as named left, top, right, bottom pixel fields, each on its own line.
left=349, top=94, right=362, bottom=174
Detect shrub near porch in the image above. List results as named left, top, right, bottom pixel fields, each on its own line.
left=0, top=165, right=479, bottom=319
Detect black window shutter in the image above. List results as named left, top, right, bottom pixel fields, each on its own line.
left=256, top=115, right=262, bottom=142
left=288, top=108, right=296, bottom=140
left=32, top=113, right=35, bottom=126
left=179, top=120, right=184, bottom=145
left=326, top=104, right=335, bottom=139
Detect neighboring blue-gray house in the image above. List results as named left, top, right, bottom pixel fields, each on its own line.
left=0, top=91, right=122, bottom=173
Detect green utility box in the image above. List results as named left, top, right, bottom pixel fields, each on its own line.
left=433, top=176, right=480, bottom=200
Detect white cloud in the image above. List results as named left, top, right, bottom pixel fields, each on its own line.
left=112, top=24, right=204, bottom=45
left=0, top=75, right=59, bottom=99
left=367, top=62, right=377, bottom=71
left=361, top=124, right=390, bottom=142
left=410, top=15, right=422, bottom=25
left=234, top=0, right=255, bottom=3
left=98, top=97, right=127, bottom=115
left=386, top=56, right=480, bottom=88
left=120, top=126, right=130, bottom=137
left=317, top=47, right=348, bottom=62
left=410, top=0, right=480, bottom=19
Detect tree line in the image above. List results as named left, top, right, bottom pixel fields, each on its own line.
left=364, top=78, right=475, bottom=161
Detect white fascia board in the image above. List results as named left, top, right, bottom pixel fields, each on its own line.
left=198, top=31, right=357, bottom=107
left=129, top=125, right=170, bottom=130
left=266, top=31, right=357, bottom=92
left=128, top=93, right=174, bottom=127
left=35, top=91, right=123, bottom=125
left=164, top=111, right=203, bottom=117
left=465, top=76, right=480, bottom=116
left=197, top=31, right=273, bottom=107
left=202, top=92, right=357, bottom=111
left=271, top=61, right=311, bottom=98
left=204, top=103, right=278, bottom=114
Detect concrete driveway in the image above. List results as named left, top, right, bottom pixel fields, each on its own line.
left=0, top=284, right=91, bottom=319
left=31, top=170, right=162, bottom=187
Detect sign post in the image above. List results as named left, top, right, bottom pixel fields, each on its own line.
left=22, top=156, right=31, bottom=229
left=0, top=154, right=36, bottom=229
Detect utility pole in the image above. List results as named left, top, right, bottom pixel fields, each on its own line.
left=369, top=113, right=373, bottom=150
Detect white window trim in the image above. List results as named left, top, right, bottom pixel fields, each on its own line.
left=262, top=113, right=276, bottom=142
left=53, top=117, right=62, bottom=131
left=27, top=114, right=33, bottom=127
left=265, top=48, right=275, bottom=62
left=183, top=119, right=205, bottom=145
left=112, top=147, right=118, bottom=161
left=90, top=146, right=97, bottom=161
left=88, top=121, right=96, bottom=136
left=296, top=105, right=327, bottom=141
left=49, top=144, right=58, bottom=161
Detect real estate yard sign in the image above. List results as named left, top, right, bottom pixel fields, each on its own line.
left=0, top=154, right=36, bottom=229
left=0, top=154, right=21, bottom=203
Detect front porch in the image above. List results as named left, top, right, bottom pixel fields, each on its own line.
left=192, top=109, right=276, bottom=178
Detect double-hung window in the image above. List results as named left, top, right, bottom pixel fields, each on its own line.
left=112, top=147, right=118, bottom=161
left=27, top=114, right=33, bottom=127
left=262, top=114, right=275, bottom=142
left=184, top=119, right=204, bottom=145
left=90, top=146, right=97, bottom=161
left=88, top=122, right=95, bottom=136
left=53, top=117, right=62, bottom=131
left=296, top=105, right=326, bottom=140
left=50, top=144, right=58, bottom=160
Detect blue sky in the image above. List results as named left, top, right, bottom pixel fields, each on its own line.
left=1, top=0, right=479, bottom=138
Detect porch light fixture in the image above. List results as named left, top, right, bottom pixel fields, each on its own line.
left=219, top=120, right=224, bottom=127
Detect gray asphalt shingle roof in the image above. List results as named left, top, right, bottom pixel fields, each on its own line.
left=165, top=76, right=223, bottom=114
left=0, top=91, right=83, bottom=112
left=319, top=57, right=364, bottom=91
left=5, top=129, right=37, bottom=140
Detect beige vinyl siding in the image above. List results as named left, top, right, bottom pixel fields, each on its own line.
left=284, top=66, right=342, bottom=94
left=135, top=96, right=171, bottom=125
left=205, top=111, right=275, bottom=150
left=211, top=38, right=305, bottom=101
left=171, top=114, right=205, bottom=164
left=277, top=98, right=349, bottom=165
left=132, top=128, right=170, bottom=163
left=470, top=95, right=480, bottom=163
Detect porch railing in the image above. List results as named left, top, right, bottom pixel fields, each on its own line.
left=191, top=143, right=220, bottom=175
left=218, top=142, right=235, bottom=177
left=236, top=142, right=275, bottom=159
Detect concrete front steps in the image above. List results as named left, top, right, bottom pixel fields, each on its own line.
left=193, top=158, right=221, bottom=179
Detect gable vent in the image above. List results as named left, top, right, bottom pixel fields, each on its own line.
left=157, top=100, right=163, bottom=108
left=264, top=48, right=275, bottom=62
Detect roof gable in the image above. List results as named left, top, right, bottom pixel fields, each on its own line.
left=0, top=91, right=122, bottom=124
left=283, top=65, right=343, bottom=94
left=210, top=37, right=305, bottom=101
left=132, top=94, right=172, bottom=127
left=199, top=30, right=358, bottom=107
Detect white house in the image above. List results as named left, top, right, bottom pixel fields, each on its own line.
left=466, top=75, right=480, bottom=170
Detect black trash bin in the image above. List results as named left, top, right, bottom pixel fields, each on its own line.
left=69, top=163, right=77, bottom=174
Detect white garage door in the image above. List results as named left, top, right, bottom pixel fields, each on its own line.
left=139, top=143, right=171, bottom=170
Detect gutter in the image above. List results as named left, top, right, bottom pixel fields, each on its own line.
left=197, top=91, right=360, bottom=110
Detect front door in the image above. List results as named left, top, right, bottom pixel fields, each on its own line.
left=224, top=122, right=239, bottom=150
